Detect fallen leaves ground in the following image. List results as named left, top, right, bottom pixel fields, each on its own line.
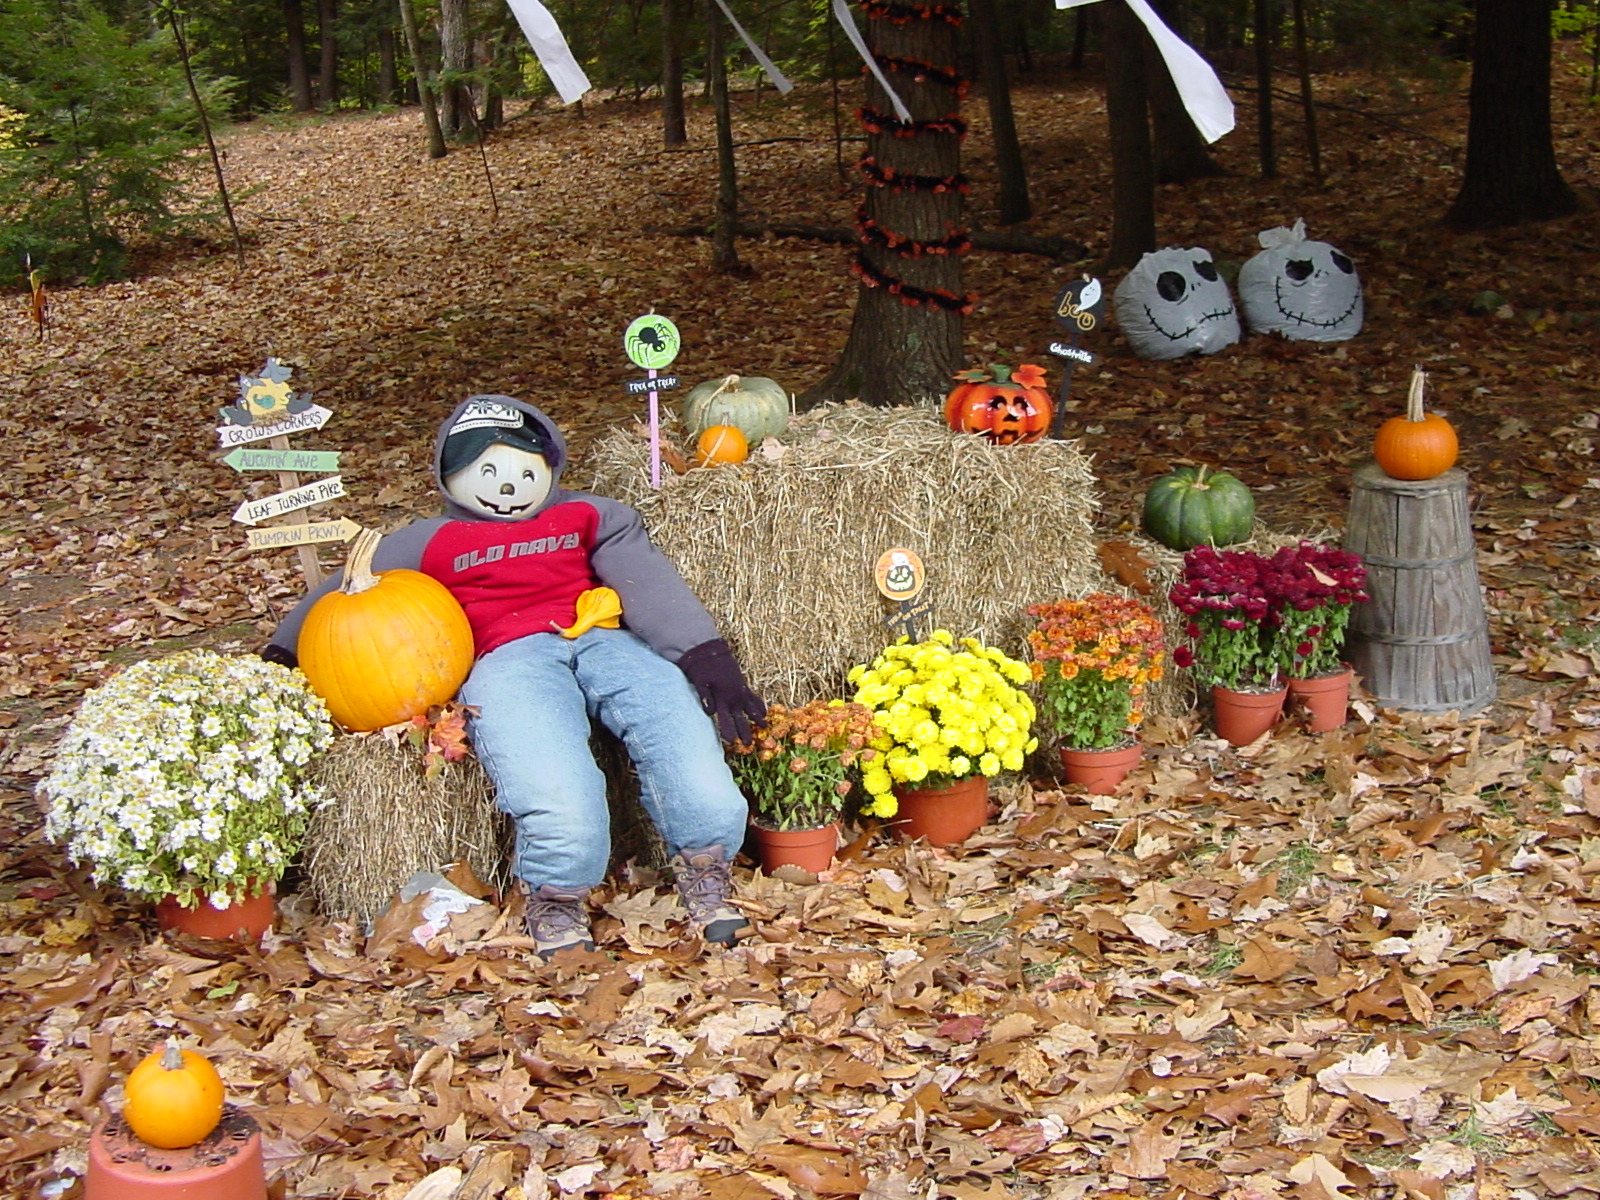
left=2, top=48, right=1599, bottom=1200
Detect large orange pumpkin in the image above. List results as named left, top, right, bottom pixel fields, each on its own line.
left=298, top=529, right=475, bottom=731
left=1373, top=366, right=1458, bottom=480
left=944, top=363, right=1053, bottom=445
left=124, top=1042, right=225, bottom=1150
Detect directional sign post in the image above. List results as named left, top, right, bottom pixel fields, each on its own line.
left=623, top=313, right=682, bottom=490
left=1046, top=276, right=1105, bottom=440
left=219, top=361, right=355, bottom=587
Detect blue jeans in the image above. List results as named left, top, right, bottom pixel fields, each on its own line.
left=459, top=628, right=748, bottom=891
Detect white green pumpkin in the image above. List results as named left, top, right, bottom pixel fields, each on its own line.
left=680, top=375, right=790, bottom=444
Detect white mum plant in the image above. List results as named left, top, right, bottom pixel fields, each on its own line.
left=39, top=650, right=335, bottom=909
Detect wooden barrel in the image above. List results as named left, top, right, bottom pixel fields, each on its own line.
left=1342, top=463, right=1495, bottom=716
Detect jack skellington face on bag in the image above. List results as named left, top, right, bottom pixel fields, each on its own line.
left=1113, top=247, right=1242, bottom=361
left=1238, top=218, right=1364, bottom=342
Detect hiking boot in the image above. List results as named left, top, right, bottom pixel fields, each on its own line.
left=672, top=846, right=750, bottom=945
left=524, top=884, right=594, bottom=958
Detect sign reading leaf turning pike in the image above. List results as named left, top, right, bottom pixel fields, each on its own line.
left=220, top=359, right=357, bottom=586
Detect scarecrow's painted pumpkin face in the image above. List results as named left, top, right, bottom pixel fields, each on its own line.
left=445, top=442, right=552, bottom=520
left=1113, top=247, right=1241, bottom=361
left=1238, top=220, right=1364, bottom=342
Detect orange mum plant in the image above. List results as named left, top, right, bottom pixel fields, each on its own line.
left=1025, top=593, right=1166, bottom=751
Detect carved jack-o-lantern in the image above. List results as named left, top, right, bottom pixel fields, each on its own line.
left=1238, top=218, right=1363, bottom=342
left=944, top=363, right=1053, bottom=445
left=1113, top=247, right=1241, bottom=361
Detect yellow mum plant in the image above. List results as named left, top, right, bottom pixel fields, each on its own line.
left=847, top=630, right=1038, bottom=819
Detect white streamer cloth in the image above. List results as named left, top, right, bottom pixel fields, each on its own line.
left=711, top=0, right=793, bottom=94
left=505, top=0, right=592, bottom=106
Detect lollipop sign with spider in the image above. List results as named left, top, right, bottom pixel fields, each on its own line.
left=623, top=313, right=682, bottom=489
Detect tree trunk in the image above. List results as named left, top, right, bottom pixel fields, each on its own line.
left=968, top=0, right=1031, bottom=224
left=1447, top=0, right=1577, bottom=227
left=399, top=0, right=448, bottom=157
left=317, top=0, right=339, bottom=108
left=285, top=0, right=314, bottom=111
left=1102, top=0, right=1155, bottom=268
left=377, top=25, right=399, bottom=105
left=802, top=1, right=967, bottom=409
left=1289, top=0, right=1320, bottom=183
left=662, top=0, right=687, bottom=145
left=706, top=0, right=742, bottom=274
left=1254, top=0, right=1275, bottom=178
left=439, top=0, right=470, bottom=138
left=1147, top=0, right=1222, bottom=183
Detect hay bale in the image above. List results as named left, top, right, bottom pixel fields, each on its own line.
left=303, top=730, right=663, bottom=924
left=304, top=735, right=512, bottom=925
left=585, top=402, right=1104, bottom=706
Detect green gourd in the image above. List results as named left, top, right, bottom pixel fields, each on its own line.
left=681, top=375, right=790, bottom=444
left=1141, top=465, right=1256, bottom=550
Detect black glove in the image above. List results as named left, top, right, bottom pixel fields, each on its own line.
left=261, top=643, right=298, bottom=670
left=677, top=639, right=766, bottom=745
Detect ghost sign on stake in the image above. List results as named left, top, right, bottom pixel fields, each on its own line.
left=623, top=313, right=682, bottom=490
left=875, top=548, right=932, bottom=641
left=1047, top=276, right=1104, bottom=437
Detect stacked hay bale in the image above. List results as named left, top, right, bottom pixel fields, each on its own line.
left=303, top=734, right=512, bottom=925
left=585, top=401, right=1105, bottom=706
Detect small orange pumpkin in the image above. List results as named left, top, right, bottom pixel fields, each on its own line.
left=695, top=424, right=749, bottom=466
left=944, top=363, right=1053, bottom=445
left=124, top=1041, right=225, bottom=1150
left=1373, top=367, right=1458, bottom=480
left=298, top=529, right=476, bottom=731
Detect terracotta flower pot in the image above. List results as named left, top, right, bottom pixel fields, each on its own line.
left=87, top=1110, right=266, bottom=1200
left=752, top=820, right=840, bottom=874
left=1058, top=740, right=1142, bottom=794
left=891, top=776, right=989, bottom=847
left=1210, top=684, right=1288, bottom=747
left=155, top=886, right=275, bottom=940
left=1288, top=667, right=1353, bottom=733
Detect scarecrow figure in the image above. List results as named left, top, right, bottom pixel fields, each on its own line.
left=266, top=396, right=764, bottom=956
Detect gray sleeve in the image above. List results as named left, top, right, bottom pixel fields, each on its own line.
left=583, top=495, right=722, bottom=661
left=267, top=518, right=448, bottom=654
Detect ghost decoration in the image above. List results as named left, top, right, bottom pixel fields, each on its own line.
left=1238, top=218, right=1363, bottom=342
left=1113, top=247, right=1241, bottom=361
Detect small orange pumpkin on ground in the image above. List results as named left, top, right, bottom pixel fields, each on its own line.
left=1373, top=366, right=1458, bottom=480
left=944, top=363, right=1053, bottom=444
left=124, top=1041, right=225, bottom=1150
left=298, top=528, right=476, bottom=731
left=695, top=424, right=749, bottom=466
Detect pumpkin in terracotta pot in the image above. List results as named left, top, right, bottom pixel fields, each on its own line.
left=1141, top=465, right=1256, bottom=550
left=1373, top=367, right=1458, bottom=480
left=297, top=528, right=475, bottom=731
left=681, top=375, right=790, bottom=444
left=124, top=1041, right=226, bottom=1150
left=944, top=363, right=1053, bottom=445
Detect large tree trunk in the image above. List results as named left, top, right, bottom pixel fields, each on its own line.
left=377, top=25, right=399, bottom=105
left=968, top=0, right=1031, bottom=225
left=802, top=1, right=967, bottom=409
left=706, top=0, right=742, bottom=274
left=662, top=0, right=688, bottom=145
left=1102, top=0, right=1154, bottom=269
left=1447, top=0, right=1576, bottom=228
left=317, top=0, right=339, bottom=108
left=1147, top=0, right=1221, bottom=184
left=439, top=0, right=471, bottom=138
left=285, top=0, right=315, bottom=111
left=1253, top=0, right=1275, bottom=178
left=399, top=0, right=448, bottom=157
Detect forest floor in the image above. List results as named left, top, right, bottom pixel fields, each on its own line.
left=2, top=44, right=1600, bottom=1200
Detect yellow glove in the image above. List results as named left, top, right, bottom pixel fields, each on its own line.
left=560, top=587, right=623, bottom=639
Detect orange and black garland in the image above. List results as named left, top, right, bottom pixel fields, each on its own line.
left=853, top=8, right=975, bottom=314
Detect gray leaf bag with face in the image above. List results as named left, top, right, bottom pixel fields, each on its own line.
left=1113, top=247, right=1241, bottom=361
left=1238, top=218, right=1364, bottom=342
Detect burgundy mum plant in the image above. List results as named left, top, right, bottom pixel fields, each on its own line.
left=1170, top=543, right=1367, bottom=690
